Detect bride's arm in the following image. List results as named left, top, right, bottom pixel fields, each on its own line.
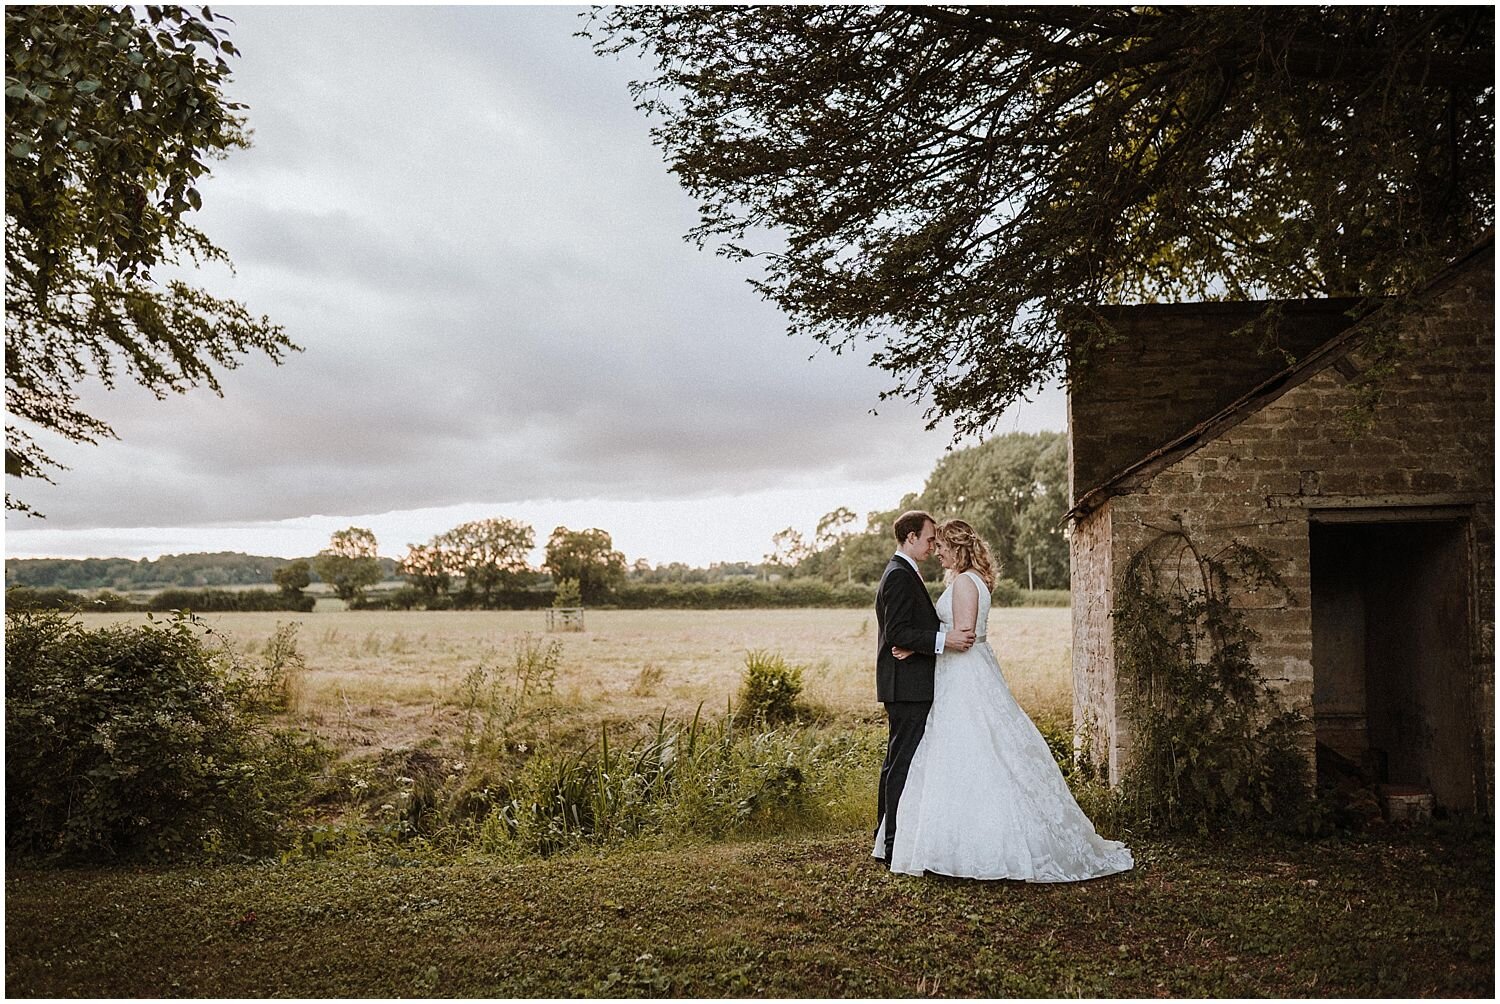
left=894, top=577, right=979, bottom=660
left=950, top=574, right=979, bottom=637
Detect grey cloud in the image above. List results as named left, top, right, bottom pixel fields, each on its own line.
left=6, top=5, right=1056, bottom=542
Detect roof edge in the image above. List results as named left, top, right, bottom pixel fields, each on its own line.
left=1065, top=233, right=1496, bottom=522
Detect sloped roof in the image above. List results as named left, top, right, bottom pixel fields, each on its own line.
left=1066, top=234, right=1496, bottom=521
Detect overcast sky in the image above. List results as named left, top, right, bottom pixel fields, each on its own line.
left=5, top=3, right=1065, bottom=568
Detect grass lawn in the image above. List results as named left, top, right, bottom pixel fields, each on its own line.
left=5, top=827, right=1490, bottom=998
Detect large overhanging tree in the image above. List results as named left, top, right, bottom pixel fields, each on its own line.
left=588, top=6, right=1494, bottom=434
left=5, top=5, right=294, bottom=513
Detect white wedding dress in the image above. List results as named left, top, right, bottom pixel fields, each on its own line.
left=874, top=570, right=1133, bottom=882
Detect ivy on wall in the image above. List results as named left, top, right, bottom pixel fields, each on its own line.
left=1114, top=524, right=1311, bottom=833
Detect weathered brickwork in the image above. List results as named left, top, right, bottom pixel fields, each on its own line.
left=1070, top=244, right=1494, bottom=811
left=1069, top=299, right=1364, bottom=500
left=1069, top=504, right=1120, bottom=777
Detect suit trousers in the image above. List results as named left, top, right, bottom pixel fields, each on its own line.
left=876, top=699, right=932, bottom=860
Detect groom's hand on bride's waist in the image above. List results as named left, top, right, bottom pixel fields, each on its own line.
left=947, top=628, right=976, bottom=652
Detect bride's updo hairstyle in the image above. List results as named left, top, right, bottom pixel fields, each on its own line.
left=937, top=519, right=998, bottom=588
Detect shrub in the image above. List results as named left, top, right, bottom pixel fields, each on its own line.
left=552, top=578, right=582, bottom=608
left=736, top=650, right=805, bottom=725
left=990, top=577, right=1023, bottom=607
left=5, top=587, right=87, bottom=611
left=5, top=587, right=141, bottom=611
left=5, top=610, right=321, bottom=861
left=148, top=588, right=314, bottom=612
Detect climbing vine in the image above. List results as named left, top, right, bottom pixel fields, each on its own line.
left=1114, top=526, right=1310, bottom=833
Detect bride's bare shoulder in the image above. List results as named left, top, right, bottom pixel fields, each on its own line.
left=953, top=572, right=979, bottom=600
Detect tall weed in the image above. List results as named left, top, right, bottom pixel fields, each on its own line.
left=468, top=710, right=882, bottom=857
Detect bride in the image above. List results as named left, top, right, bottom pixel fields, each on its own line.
left=877, top=518, right=1133, bottom=882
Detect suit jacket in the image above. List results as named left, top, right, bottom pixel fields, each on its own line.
left=874, top=555, right=941, bottom=703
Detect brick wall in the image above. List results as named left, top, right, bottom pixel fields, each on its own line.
left=1068, top=299, right=1364, bottom=502
left=1070, top=244, right=1494, bottom=808
left=1069, top=503, right=1120, bottom=777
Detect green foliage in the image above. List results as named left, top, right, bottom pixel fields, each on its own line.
left=148, top=587, right=315, bottom=612
left=272, top=559, right=311, bottom=595
left=3, top=585, right=313, bottom=613
left=224, top=622, right=306, bottom=714
left=588, top=7, right=1492, bottom=437
left=4, top=610, right=322, bottom=861
left=544, top=527, right=627, bottom=604
left=438, top=517, right=535, bottom=605
left=314, top=527, right=384, bottom=603
left=552, top=577, right=582, bottom=608
left=6, top=585, right=126, bottom=611
left=735, top=650, right=806, bottom=725
left=5, top=552, right=361, bottom=590
left=909, top=432, right=1070, bottom=589
left=616, top=578, right=873, bottom=609
left=472, top=713, right=880, bottom=857
left=5, top=5, right=293, bottom=512
left=1114, top=529, right=1311, bottom=833
left=396, top=541, right=450, bottom=600
left=457, top=634, right=561, bottom=763
left=788, top=433, right=1070, bottom=589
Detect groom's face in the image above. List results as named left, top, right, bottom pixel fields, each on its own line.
left=910, top=520, right=937, bottom=560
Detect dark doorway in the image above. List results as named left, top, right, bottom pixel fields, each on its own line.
left=1310, top=516, right=1475, bottom=811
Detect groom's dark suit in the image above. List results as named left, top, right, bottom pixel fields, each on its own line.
left=874, top=553, right=942, bottom=862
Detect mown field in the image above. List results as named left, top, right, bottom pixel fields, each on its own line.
left=70, top=606, right=1077, bottom=752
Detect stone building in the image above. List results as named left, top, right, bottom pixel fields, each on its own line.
left=1067, top=236, right=1494, bottom=815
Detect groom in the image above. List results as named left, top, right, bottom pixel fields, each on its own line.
left=873, top=510, right=974, bottom=864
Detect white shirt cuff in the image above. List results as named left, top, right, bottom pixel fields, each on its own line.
left=934, top=630, right=946, bottom=654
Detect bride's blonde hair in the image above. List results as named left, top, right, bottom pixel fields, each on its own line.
left=937, top=519, right=998, bottom=588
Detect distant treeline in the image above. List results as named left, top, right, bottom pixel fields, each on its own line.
left=5, top=553, right=399, bottom=590
left=310, top=578, right=1065, bottom=611
left=6, top=587, right=315, bottom=614
left=8, top=580, right=1069, bottom=613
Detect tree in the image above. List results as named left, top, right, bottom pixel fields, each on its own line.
left=314, top=527, right=383, bottom=603
left=916, top=431, right=1070, bottom=589
left=5, top=5, right=295, bottom=513
left=764, top=527, right=811, bottom=577
left=544, top=527, right=626, bottom=605
left=589, top=7, right=1493, bottom=435
left=272, top=559, right=310, bottom=597
left=807, top=507, right=861, bottom=584
left=439, top=517, right=534, bottom=605
left=397, top=542, right=450, bottom=601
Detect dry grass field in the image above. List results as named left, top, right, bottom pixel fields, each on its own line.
left=76, top=607, right=1074, bottom=755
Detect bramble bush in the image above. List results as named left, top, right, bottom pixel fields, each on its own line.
left=5, top=610, right=323, bottom=862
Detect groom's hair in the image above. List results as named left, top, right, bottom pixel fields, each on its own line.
left=893, top=510, right=934, bottom=544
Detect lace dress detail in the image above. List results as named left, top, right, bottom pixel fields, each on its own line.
left=877, top=570, right=1133, bottom=882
